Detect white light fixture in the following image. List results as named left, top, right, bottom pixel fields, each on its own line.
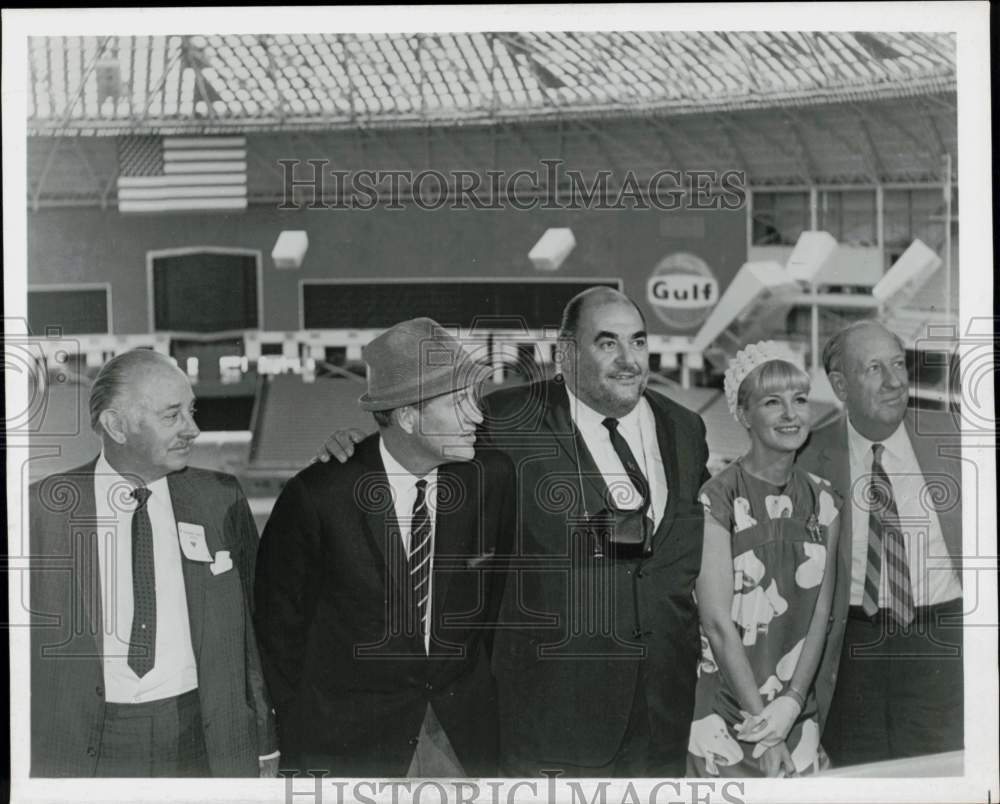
left=786, top=231, right=838, bottom=285
left=528, top=228, right=576, bottom=272
left=272, top=230, right=309, bottom=270
left=872, top=239, right=942, bottom=306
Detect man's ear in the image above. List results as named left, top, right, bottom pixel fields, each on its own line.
left=554, top=337, right=576, bottom=375
left=827, top=371, right=849, bottom=402
left=395, top=406, right=417, bottom=435
left=98, top=408, right=129, bottom=445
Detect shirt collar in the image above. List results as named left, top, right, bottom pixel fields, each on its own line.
left=94, top=452, right=170, bottom=507
left=565, top=387, right=643, bottom=434
left=378, top=437, right=437, bottom=490
left=846, top=416, right=908, bottom=465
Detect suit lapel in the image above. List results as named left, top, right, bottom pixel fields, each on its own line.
left=167, top=470, right=210, bottom=661
left=826, top=421, right=852, bottom=503
left=904, top=412, right=963, bottom=569
left=363, top=494, right=408, bottom=602
left=646, top=392, right=682, bottom=550
left=429, top=463, right=471, bottom=649
left=543, top=383, right=612, bottom=518
left=75, top=461, right=103, bottom=656
left=356, top=437, right=409, bottom=602
left=816, top=419, right=853, bottom=580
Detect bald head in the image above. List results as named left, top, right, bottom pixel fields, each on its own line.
left=558, top=287, right=646, bottom=341
left=823, top=320, right=909, bottom=441
left=822, top=320, right=905, bottom=377
left=556, top=286, right=650, bottom=418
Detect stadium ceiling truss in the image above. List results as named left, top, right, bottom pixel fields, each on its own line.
left=26, top=32, right=958, bottom=208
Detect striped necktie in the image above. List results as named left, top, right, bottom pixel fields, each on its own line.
left=409, top=479, right=432, bottom=647
left=861, top=443, right=915, bottom=627
left=128, top=486, right=156, bottom=677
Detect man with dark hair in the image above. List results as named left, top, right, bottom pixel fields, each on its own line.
left=29, top=349, right=277, bottom=777
left=800, top=320, right=964, bottom=764
left=255, top=318, right=514, bottom=777
left=321, top=288, right=710, bottom=776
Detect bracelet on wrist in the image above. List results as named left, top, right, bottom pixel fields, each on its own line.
left=784, top=687, right=805, bottom=709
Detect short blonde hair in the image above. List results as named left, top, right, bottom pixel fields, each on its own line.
left=737, top=359, right=810, bottom=411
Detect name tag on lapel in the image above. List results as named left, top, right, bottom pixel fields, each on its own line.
left=177, top=522, right=213, bottom=562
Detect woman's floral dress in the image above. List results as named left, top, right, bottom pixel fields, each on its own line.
left=686, top=459, right=840, bottom=777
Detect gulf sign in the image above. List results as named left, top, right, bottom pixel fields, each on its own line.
left=646, top=252, right=719, bottom=330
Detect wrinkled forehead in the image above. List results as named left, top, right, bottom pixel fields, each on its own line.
left=578, top=299, right=645, bottom=339
left=125, top=363, right=195, bottom=408
left=845, top=326, right=905, bottom=366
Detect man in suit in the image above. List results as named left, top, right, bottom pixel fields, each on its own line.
left=484, top=287, right=709, bottom=776
left=798, top=320, right=964, bottom=765
left=254, top=318, right=514, bottom=777
left=29, top=349, right=278, bottom=777
left=320, top=288, right=709, bottom=776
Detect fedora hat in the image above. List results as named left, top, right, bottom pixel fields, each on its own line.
left=358, top=318, right=478, bottom=411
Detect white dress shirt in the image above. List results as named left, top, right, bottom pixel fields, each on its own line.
left=565, top=389, right=668, bottom=529
left=93, top=453, right=198, bottom=703
left=380, top=438, right=438, bottom=654
left=846, top=419, right=963, bottom=607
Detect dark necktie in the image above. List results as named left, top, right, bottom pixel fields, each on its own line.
left=862, top=443, right=915, bottom=627
left=602, top=417, right=650, bottom=510
left=128, top=486, right=156, bottom=677
left=409, top=479, right=432, bottom=646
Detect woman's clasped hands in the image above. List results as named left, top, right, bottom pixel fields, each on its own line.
left=735, top=695, right=803, bottom=777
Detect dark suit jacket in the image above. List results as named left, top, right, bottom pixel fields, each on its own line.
left=254, top=434, right=515, bottom=777
left=797, top=409, right=964, bottom=728
left=483, top=379, right=710, bottom=768
left=29, top=460, right=277, bottom=777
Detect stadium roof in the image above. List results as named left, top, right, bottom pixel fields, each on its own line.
left=27, top=31, right=955, bottom=135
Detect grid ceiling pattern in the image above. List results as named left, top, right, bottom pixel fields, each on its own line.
left=27, top=31, right=955, bottom=134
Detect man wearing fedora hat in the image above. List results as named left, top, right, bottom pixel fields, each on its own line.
left=254, top=317, right=514, bottom=777
left=321, top=289, right=710, bottom=777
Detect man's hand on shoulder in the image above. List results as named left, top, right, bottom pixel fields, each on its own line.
left=313, top=428, right=366, bottom=464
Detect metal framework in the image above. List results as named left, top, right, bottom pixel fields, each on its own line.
left=25, top=32, right=958, bottom=209
left=27, top=32, right=955, bottom=135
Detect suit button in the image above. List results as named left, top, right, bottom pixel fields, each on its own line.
left=636, top=569, right=644, bottom=579
left=95, top=686, right=104, bottom=697
left=424, top=682, right=433, bottom=692
left=408, top=737, right=419, bottom=747
left=86, top=747, right=96, bottom=757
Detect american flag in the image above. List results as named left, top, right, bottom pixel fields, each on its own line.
left=116, top=135, right=247, bottom=213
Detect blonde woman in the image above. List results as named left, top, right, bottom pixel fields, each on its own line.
left=687, top=342, right=840, bottom=778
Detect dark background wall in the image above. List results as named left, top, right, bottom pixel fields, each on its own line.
left=27, top=96, right=958, bottom=337
left=27, top=202, right=746, bottom=335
